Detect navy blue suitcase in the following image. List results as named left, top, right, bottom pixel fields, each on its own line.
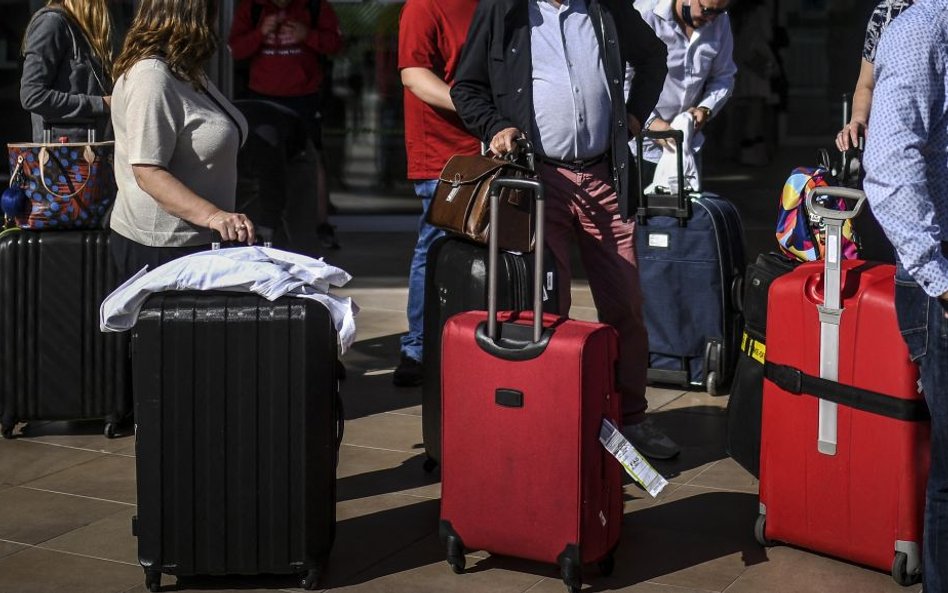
left=634, top=131, right=746, bottom=394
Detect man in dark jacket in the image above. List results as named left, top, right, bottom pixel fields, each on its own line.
left=451, top=0, right=677, bottom=459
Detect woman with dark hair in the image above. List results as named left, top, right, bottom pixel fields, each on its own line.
left=109, top=0, right=254, bottom=280
left=20, top=0, right=115, bottom=142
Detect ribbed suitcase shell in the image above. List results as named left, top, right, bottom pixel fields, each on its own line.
left=636, top=195, right=746, bottom=391
left=440, top=311, right=621, bottom=577
left=725, top=252, right=798, bottom=478
left=0, top=230, right=129, bottom=437
left=422, top=235, right=558, bottom=467
left=759, top=261, right=929, bottom=574
left=131, top=293, right=339, bottom=591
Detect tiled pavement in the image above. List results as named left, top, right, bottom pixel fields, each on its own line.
left=0, top=148, right=926, bottom=593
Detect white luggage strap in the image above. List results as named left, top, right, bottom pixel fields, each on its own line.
left=804, top=186, right=866, bottom=456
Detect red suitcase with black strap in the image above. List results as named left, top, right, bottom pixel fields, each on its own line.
left=756, top=187, right=930, bottom=586
left=438, top=178, right=623, bottom=593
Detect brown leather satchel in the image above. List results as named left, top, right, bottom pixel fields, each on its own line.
left=427, top=154, right=536, bottom=253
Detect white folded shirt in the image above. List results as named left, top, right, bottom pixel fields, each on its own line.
left=99, top=245, right=359, bottom=354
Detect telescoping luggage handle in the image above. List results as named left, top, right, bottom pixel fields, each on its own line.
left=42, top=119, right=97, bottom=144
left=486, top=176, right=545, bottom=344
left=635, top=130, right=690, bottom=226
left=805, top=186, right=866, bottom=456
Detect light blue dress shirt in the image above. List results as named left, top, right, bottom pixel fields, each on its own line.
left=529, top=0, right=613, bottom=161
left=630, top=0, right=736, bottom=163
left=863, top=0, right=948, bottom=297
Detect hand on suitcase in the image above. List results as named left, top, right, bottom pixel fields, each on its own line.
left=489, top=127, right=523, bottom=156
left=207, top=210, right=256, bottom=245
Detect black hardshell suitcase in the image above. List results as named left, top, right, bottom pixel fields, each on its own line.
left=634, top=131, right=747, bottom=395
left=421, top=235, right=558, bottom=470
left=724, top=252, right=799, bottom=477
left=0, top=229, right=130, bottom=438
left=131, top=293, right=341, bottom=592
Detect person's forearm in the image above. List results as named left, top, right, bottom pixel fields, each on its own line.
left=401, top=68, right=455, bottom=112
left=850, top=87, right=872, bottom=124
left=849, top=59, right=875, bottom=124
left=132, top=165, right=222, bottom=227
left=229, top=30, right=264, bottom=60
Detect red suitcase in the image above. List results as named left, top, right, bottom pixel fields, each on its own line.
left=439, top=178, right=623, bottom=593
left=757, top=187, right=930, bottom=585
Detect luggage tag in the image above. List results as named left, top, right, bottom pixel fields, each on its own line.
left=599, top=418, right=668, bottom=498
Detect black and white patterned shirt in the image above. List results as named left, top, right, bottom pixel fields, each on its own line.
left=862, top=0, right=915, bottom=63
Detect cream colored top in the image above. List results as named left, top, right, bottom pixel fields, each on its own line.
left=110, top=58, right=247, bottom=247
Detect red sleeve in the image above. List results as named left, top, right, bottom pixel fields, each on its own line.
left=303, top=0, right=344, bottom=56
left=398, top=0, right=440, bottom=71
left=228, top=0, right=264, bottom=61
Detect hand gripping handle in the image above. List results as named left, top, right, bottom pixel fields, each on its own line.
left=636, top=129, right=688, bottom=223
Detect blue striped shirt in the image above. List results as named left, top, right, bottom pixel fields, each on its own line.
left=863, top=0, right=948, bottom=297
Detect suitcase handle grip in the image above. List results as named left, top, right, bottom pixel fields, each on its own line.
left=805, top=186, right=866, bottom=221
left=635, top=130, right=690, bottom=226
left=42, top=119, right=97, bottom=144
left=487, top=177, right=545, bottom=344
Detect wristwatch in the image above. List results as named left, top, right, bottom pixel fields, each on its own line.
left=697, top=106, right=712, bottom=119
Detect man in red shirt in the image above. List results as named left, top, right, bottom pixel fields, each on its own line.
left=229, top=0, right=343, bottom=250
left=393, top=0, right=480, bottom=386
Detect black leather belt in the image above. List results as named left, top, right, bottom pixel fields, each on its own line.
left=538, top=153, right=608, bottom=171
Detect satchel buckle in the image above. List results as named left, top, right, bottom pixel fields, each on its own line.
left=446, top=173, right=463, bottom=203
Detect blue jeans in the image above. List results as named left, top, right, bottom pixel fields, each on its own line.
left=895, top=264, right=948, bottom=592
left=400, top=180, right=444, bottom=362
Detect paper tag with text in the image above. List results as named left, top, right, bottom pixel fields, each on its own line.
left=599, top=418, right=668, bottom=498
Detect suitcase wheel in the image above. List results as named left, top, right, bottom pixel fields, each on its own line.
left=104, top=422, right=117, bottom=439
left=423, top=457, right=438, bottom=473
left=597, top=553, right=615, bottom=577
left=706, top=371, right=721, bottom=397
left=703, top=339, right=725, bottom=396
left=446, top=534, right=466, bottom=574
left=891, top=551, right=921, bottom=587
left=1, top=424, right=13, bottom=440
left=144, top=569, right=160, bottom=592
left=754, top=514, right=776, bottom=547
left=559, top=555, right=582, bottom=593
left=301, top=568, right=320, bottom=590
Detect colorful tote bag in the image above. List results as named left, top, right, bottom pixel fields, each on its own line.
left=776, top=166, right=860, bottom=262
left=4, top=140, right=116, bottom=230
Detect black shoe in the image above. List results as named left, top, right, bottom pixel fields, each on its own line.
left=317, top=223, right=340, bottom=250
left=393, top=355, right=423, bottom=387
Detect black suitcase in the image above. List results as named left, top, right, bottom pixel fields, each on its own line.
left=130, top=293, right=342, bottom=592
left=724, top=252, right=799, bottom=478
left=0, top=229, right=130, bottom=439
left=421, top=235, right=558, bottom=470
left=635, top=131, right=747, bottom=395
